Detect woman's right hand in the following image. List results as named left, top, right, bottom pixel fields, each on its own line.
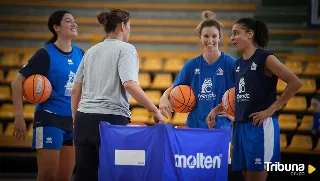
left=206, top=110, right=216, bottom=129
left=153, top=111, right=164, bottom=124
left=159, top=96, right=173, bottom=119
left=13, top=116, right=27, bottom=140
left=206, top=104, right=224, bottom=129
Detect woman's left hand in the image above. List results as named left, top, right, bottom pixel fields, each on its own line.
left=218, top=112, right=234, bottom=122
left=249, top=108, right=275, bottom=127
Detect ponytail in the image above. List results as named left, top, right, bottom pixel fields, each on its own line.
left=235, top=18, right=270, bottom=49
left=45, top=34, right=57, bottom=45
left=254, top=20, right=269, bottom=48
left=196, top=10, right=223, bottom=41
left=97, top=9, right=130, bottom=34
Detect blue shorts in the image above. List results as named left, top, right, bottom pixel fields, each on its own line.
left=32, top=126, right=74, bottom=150
left=215, top=116, right=233, bottom=142
left=232, top=117, right=280, bottom=171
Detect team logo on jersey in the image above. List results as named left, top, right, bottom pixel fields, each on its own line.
left=198, top=78, right=216, bottom=101
left=67, top=59, right=73, bottom=65
left=195, top=68, right=200, bottom=74
left=216, top=67, right=224, bottom=75
left=64, top=71, right=76, bottom=96
left=236, top=66, right=240, bottom=72
left=250, top=62, right=257, bottom=70
left=236, top=77, right=250, bottom=101
left=239, top=77, right=245, bottom=93
left=201, top=78, right=212, bottom=93
left=46, top=137, right=53, bottom=144
left=255, top=158, right=262, bottom=164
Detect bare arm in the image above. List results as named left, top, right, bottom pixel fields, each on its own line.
left=160, top=85, right=173, bottom=101
left=11, top=73, right=26, bottom=119
left=71, top=82, right=82, bottom=120
left=11, top=73, right=27, bottom=140
left=123, top=81, right=159, bottom=113
left=159, top=85, right=174, bottom=118
left=266, top=55, right=302, bottom=112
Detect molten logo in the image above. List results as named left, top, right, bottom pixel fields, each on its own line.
left=174, top=153, right=222, bottom=169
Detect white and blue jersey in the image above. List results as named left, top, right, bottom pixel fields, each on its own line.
left=232, top=48, right=280, bottom=171
left=20, top=43, right=84, bottom=150
left=173, top=53, right=235, bottom=136
left=36, top=43, right=83, bottom=116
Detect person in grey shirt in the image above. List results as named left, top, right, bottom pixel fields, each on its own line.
left=71, top=8, right=163, bottom=181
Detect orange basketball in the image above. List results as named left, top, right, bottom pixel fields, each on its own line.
left=126, top=122, right=148, bottom=126
left=169, top=85, right=196, bottom=113
left=221, top=87, right=235, bottom=116
left=23, top=74, right=52, bottom=104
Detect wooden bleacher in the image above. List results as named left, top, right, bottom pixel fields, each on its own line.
left=0, top=1, right=319, bottom=157
left=0, top=1, right=257, bottom=11
left=0, top=16, right=238, bottom=28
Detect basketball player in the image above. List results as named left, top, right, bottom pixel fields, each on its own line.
left=11, top=10, right=84, bottom=181
left=159, top=10, right=235, bottom=135
left=229, top=18, right=301, bottom=181
left=311, top=95, right=320, bottom=136
left=71, top=9, right=163, bottom=181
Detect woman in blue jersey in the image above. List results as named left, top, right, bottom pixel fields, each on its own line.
left=11, top=10, right=84, bottom=181
left=159, top=10, right=235, bottom=136
left=311, top=95, right=320, bottom=136
left=208, top=18, right=302, bottom=181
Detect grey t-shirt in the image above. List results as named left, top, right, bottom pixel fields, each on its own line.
left=74, top=39, right=139, bottom=118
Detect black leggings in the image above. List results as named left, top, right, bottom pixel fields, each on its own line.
left=74, top=111, right=129, bottom=181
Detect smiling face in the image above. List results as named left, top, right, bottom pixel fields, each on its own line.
left=231, top=23, right=254, bottom=53
left=200, top=26, right=220, bottom=52
left=54, top=13, right=78, bottom=38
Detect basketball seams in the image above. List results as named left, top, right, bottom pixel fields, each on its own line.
left=23, top=74, right=52, bottom=104
left=189, top=99, right=196, bottom=108
left=170, top=92, right=185, bottom=105
left=171, top=95, right=193, bottom=109
left=178, top=86, right=187, bottom=104
left=179, top=86, right=189, bottom=113
left=170, top=85, right=196, bottom=113
left=185, top=86, right=196, bottom=111
left=186, top=87, right=193, bottom=106
left=170, top=95, right=186, bottom=108
left=227, top=89, right=234, bottom=115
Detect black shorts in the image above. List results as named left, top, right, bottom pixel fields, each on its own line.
left=74, top=111, right=129, bottom=181
left=34, top=110, right=73, bottom=131
left=32, top=110, right=73, bottom=149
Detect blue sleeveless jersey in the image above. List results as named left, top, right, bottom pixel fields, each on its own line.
left=312, top=112, right=320, bottom=134
left=173, top=53, right=235, bottom=128
left=36, top=44, right=83, bottom=116
left=234, top=48, right=278, bottom=122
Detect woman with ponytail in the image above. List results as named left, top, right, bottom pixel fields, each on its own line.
left=71, top=8, right=163, bottom=181
left=224, top=18, right=301, bottom=181
left=11, top=10, right=84, bottom=181
left=159, top=10, right=236, bottom=163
